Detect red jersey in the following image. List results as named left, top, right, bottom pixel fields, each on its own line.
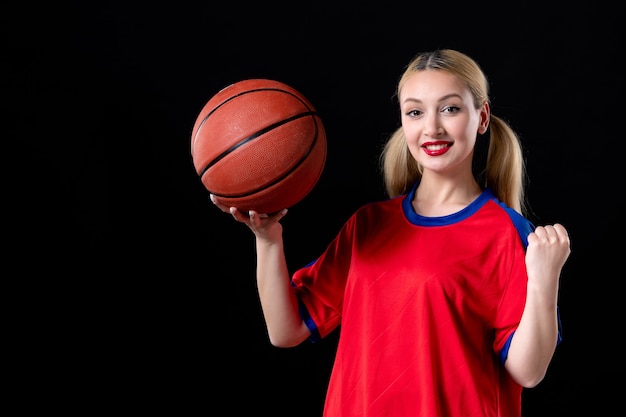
left=291, top=186, right=557, bottom=417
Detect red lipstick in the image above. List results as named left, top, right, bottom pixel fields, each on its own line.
left=422, top=141, right=452, bottom=156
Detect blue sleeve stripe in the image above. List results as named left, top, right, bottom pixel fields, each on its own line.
left=499, top=332, right=514, bottom=365
left=298, top=298, right=322, bottom=343
left=499, top=307, right=563, bottom=365
left=499, top=205, right=534, bottom=249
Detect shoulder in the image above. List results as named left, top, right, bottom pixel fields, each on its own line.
left=342, top=196, right=404, bottom=231
left=353, top=195, right=403, bottom=216
left=483, top=189, right=535, bottom=248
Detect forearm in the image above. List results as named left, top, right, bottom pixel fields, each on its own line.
left=256, top=237, right=310, bottom=348
left=505, top=281, right=559, bottom=387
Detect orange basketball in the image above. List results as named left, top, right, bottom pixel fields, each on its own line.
left=191, top=79, right=327, bottom=214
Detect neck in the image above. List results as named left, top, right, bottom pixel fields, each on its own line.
left=413, top=174, right=482, bottom=217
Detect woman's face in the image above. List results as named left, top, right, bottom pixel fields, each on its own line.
left=399, top=70, right=489, bottom=177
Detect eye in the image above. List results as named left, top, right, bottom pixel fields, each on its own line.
left=405, top=109, right=423, bottom=117
left=442, top=105, right=461, bottom=114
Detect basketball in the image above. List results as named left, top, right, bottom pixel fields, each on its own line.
left=191, top=79, right=327, bottom=214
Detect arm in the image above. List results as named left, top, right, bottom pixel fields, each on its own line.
left=210, top=195, right=311, bottom=348
left=505, top=223, right=571, bottom=387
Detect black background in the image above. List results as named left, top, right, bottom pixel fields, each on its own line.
left=7, top=2, right=624, bottom=415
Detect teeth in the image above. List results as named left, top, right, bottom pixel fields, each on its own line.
left=425, top=144, right=448, bottom=150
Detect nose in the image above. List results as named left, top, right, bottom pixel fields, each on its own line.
left=424, top=114, right=443, bottom=137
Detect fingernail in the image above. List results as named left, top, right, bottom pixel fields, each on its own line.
left=209, top=194, right=216, bottom=204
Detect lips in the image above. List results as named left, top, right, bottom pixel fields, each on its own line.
left=422, top=141, right=452, bottom=156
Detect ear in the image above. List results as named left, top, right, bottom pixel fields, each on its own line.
left=478, top=102, right=490, bottom=134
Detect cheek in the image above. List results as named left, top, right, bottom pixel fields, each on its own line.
left=465, top=113, right=483, bottom=135
left=402, top=127, right=424, bottom=159
left=401, top=121, right=419, bottom=143
left=445, top=118, right=478, bottom=142
left=402, top=129, right=421, bottom=154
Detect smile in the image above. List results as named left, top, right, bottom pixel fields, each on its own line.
left=422, top=141, right=452, bottom=156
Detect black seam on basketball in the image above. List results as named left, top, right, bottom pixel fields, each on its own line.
left=199, top=110, right=317, bottom=176
left=205, top=113, right=323, bottom=199
left=192, top=87, right=313, bottom=152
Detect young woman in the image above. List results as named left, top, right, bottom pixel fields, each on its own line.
left=210, top=49, right=571, bottom=417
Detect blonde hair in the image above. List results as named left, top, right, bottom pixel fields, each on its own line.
left=380, top=49, right=527, bottom=215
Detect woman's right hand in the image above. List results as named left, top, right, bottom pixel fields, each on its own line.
left=210, top=194, right=288, bottom=241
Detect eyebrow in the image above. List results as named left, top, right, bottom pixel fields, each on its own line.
left=402, top=93, right=464, bottom=105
